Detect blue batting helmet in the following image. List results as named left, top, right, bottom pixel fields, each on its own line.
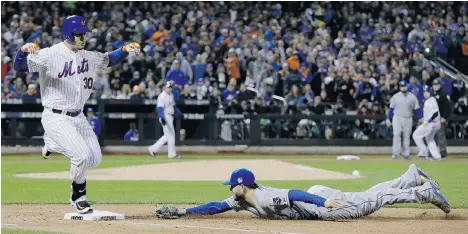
left=62, top=15, right=90, bottom=42
left=423, top=85, right=434, bottom=96
left=398, top=80, right=407, bottom=87
left=222, top=168, right=256, bottom=186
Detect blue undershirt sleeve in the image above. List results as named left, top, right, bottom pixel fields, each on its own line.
left=107, top=48, right=128, bottom=67
left=156, top=107, right=165, bottom=119
left=387, top=107, right=394, bottom=120
left=415, top=108, right=423, bottom=120
left=288, top=189, right=326, bottom=207
left=186, top=201, right=232, bottom=215
left=13, top=50, right=30, bottom=72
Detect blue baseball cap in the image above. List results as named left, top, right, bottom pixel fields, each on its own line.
left=222, top=168, right=256, bottom=185
left=432, top=78, right=442, bottom=85
left=87, top=107, right=94, bottom=113
left=398, top=80, right=407, bottom=87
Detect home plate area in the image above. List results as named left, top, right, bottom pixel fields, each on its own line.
left=64, top=210, right=125, bottom=221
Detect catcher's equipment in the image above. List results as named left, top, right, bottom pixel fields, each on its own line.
left=21, top=43, right=40, bottom=54
left=156, top=205, right=181, bottom=219
left=123, top=42, right=141, bottom=55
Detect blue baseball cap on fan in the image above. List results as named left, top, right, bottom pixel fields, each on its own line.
left=222, top=168, right=256, bottom=185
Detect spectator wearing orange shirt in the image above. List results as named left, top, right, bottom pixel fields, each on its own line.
left=225, top=49, right=240, bottom=80
left=152, top=25, right=169, bottom=46
left=287, top=51, right=300, bottom=71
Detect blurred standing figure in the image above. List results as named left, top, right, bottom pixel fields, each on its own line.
left=386, top=81, right=422, bottom=160
left=432, top=79, right=451, bottom=158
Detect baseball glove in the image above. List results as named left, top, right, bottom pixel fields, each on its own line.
left=123, top=42, right=141, bottom=55
left=21, top=43, right=40, bottom=54
left=156, top=205, right=180, bottom=219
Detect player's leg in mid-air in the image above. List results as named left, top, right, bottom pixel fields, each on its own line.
left=307, top=165, right=449, bottom=220
left=148, top=115, right=179, bottom=158
left=41, top=109, right=95, bottom=214
left=391, top=116, right=403, bottom=159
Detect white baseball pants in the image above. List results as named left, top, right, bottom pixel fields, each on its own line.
left=149, top=115, right=177, bottom=157
left=412, top=122, right=442, bottom=159
left=42, top=108, right=102, bottom=184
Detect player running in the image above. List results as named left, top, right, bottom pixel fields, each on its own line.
left=148, top=80, right=182, bottom=158
left=386, top=80, right=423, bottom=160
left=156, top=165, right=450, bottom=220
left=413, top=86, right=443, bottom=160
left=13, top=15, right=141, bottom=214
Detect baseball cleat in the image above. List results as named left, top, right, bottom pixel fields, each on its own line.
left=392, top=155, right=398, bottom=159
left=403, top=155, right=410, bottom=160
left=428, top=181, right=450, bottom=214
left=148, top=147, right=156, bottom=157
left=169, top=154, right=181, bottom=159
left=417, top=166, right=440, bottom=189
left=70, top=195, right=93, bottom=214
left=42, top=147, right=52, bottom=159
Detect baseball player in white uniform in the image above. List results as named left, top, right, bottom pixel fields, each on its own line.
left=148, top=81, right=182, bottom=158
left=386, top=80, right=422, bottom=160
left=412, top=86, right=443, bottom=160
left=13, top=15, right=141, bottom=214
left=155, top=166, right=450, bottom=220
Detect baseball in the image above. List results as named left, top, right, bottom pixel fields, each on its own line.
left=352, top=170, right=360, bottom=176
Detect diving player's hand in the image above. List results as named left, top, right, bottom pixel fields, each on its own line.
left=21, top=43, right=40, bottom=54
left=156, top=205, right=181, bottom=219
left=324, top=198, right=342, bottom=209
left=123, top=42, right=141, bottom=55
left=385, top=119, right=391, bottom=128
left=160, top=117, right=166, bottom=126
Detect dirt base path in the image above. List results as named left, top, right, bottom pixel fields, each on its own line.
left=2, top=204, right=468, bottom=234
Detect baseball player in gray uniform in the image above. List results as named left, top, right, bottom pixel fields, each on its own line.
left=412, top=86, right=443, bottom=160
left=155, top=165, right=450, bottom=220
left=13, top=15, right=141, bottom=214
left=386, top=80, right=423, bottom=160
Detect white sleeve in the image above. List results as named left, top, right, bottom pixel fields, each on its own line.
left=389, top=96, right=396, bottom=108
left=27, top=48, right=50, bottom=72
left=92, top=51, right=110, bottom=71
left=157, top=94, right=165, bottom=108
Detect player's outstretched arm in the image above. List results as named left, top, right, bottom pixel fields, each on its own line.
left=156, top=201, right=232, bottom=219
left=107, top=42, right=141, bottom=67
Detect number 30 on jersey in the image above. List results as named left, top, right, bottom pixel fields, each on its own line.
left=83, top=77, right=94, bottom=89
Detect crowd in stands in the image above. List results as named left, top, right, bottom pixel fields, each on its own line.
left=2, top=2, right=468, bottom=140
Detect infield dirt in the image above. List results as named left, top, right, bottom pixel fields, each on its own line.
left=2, top=204, right=468, bottom=234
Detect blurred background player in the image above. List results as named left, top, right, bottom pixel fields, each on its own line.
left=124, top=122, right=139, bottom=141
left=386, top=80, right=422, bottom=160
left=148, top=81, right=182, bottom=158
left=432, top=79, right=452, bottom=158
left=86, top=107, right=101, bottom=136
left=413, top=86, right=442, bottom=160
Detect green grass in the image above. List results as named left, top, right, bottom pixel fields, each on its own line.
left=2, top=155, right=468, bottom=208
left=1, top=229, right=67, bottom=234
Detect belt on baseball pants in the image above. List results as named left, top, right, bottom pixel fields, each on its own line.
left=52, top=109, right=81, bottom=117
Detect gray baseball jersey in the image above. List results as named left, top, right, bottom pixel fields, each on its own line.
left=30, top=42, right=107, bottom=184
left=224, top=165, right=436, bottom=220
left=389, top=92, right=420, bottom=118
left=389, top=92, right=420, bottom=157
